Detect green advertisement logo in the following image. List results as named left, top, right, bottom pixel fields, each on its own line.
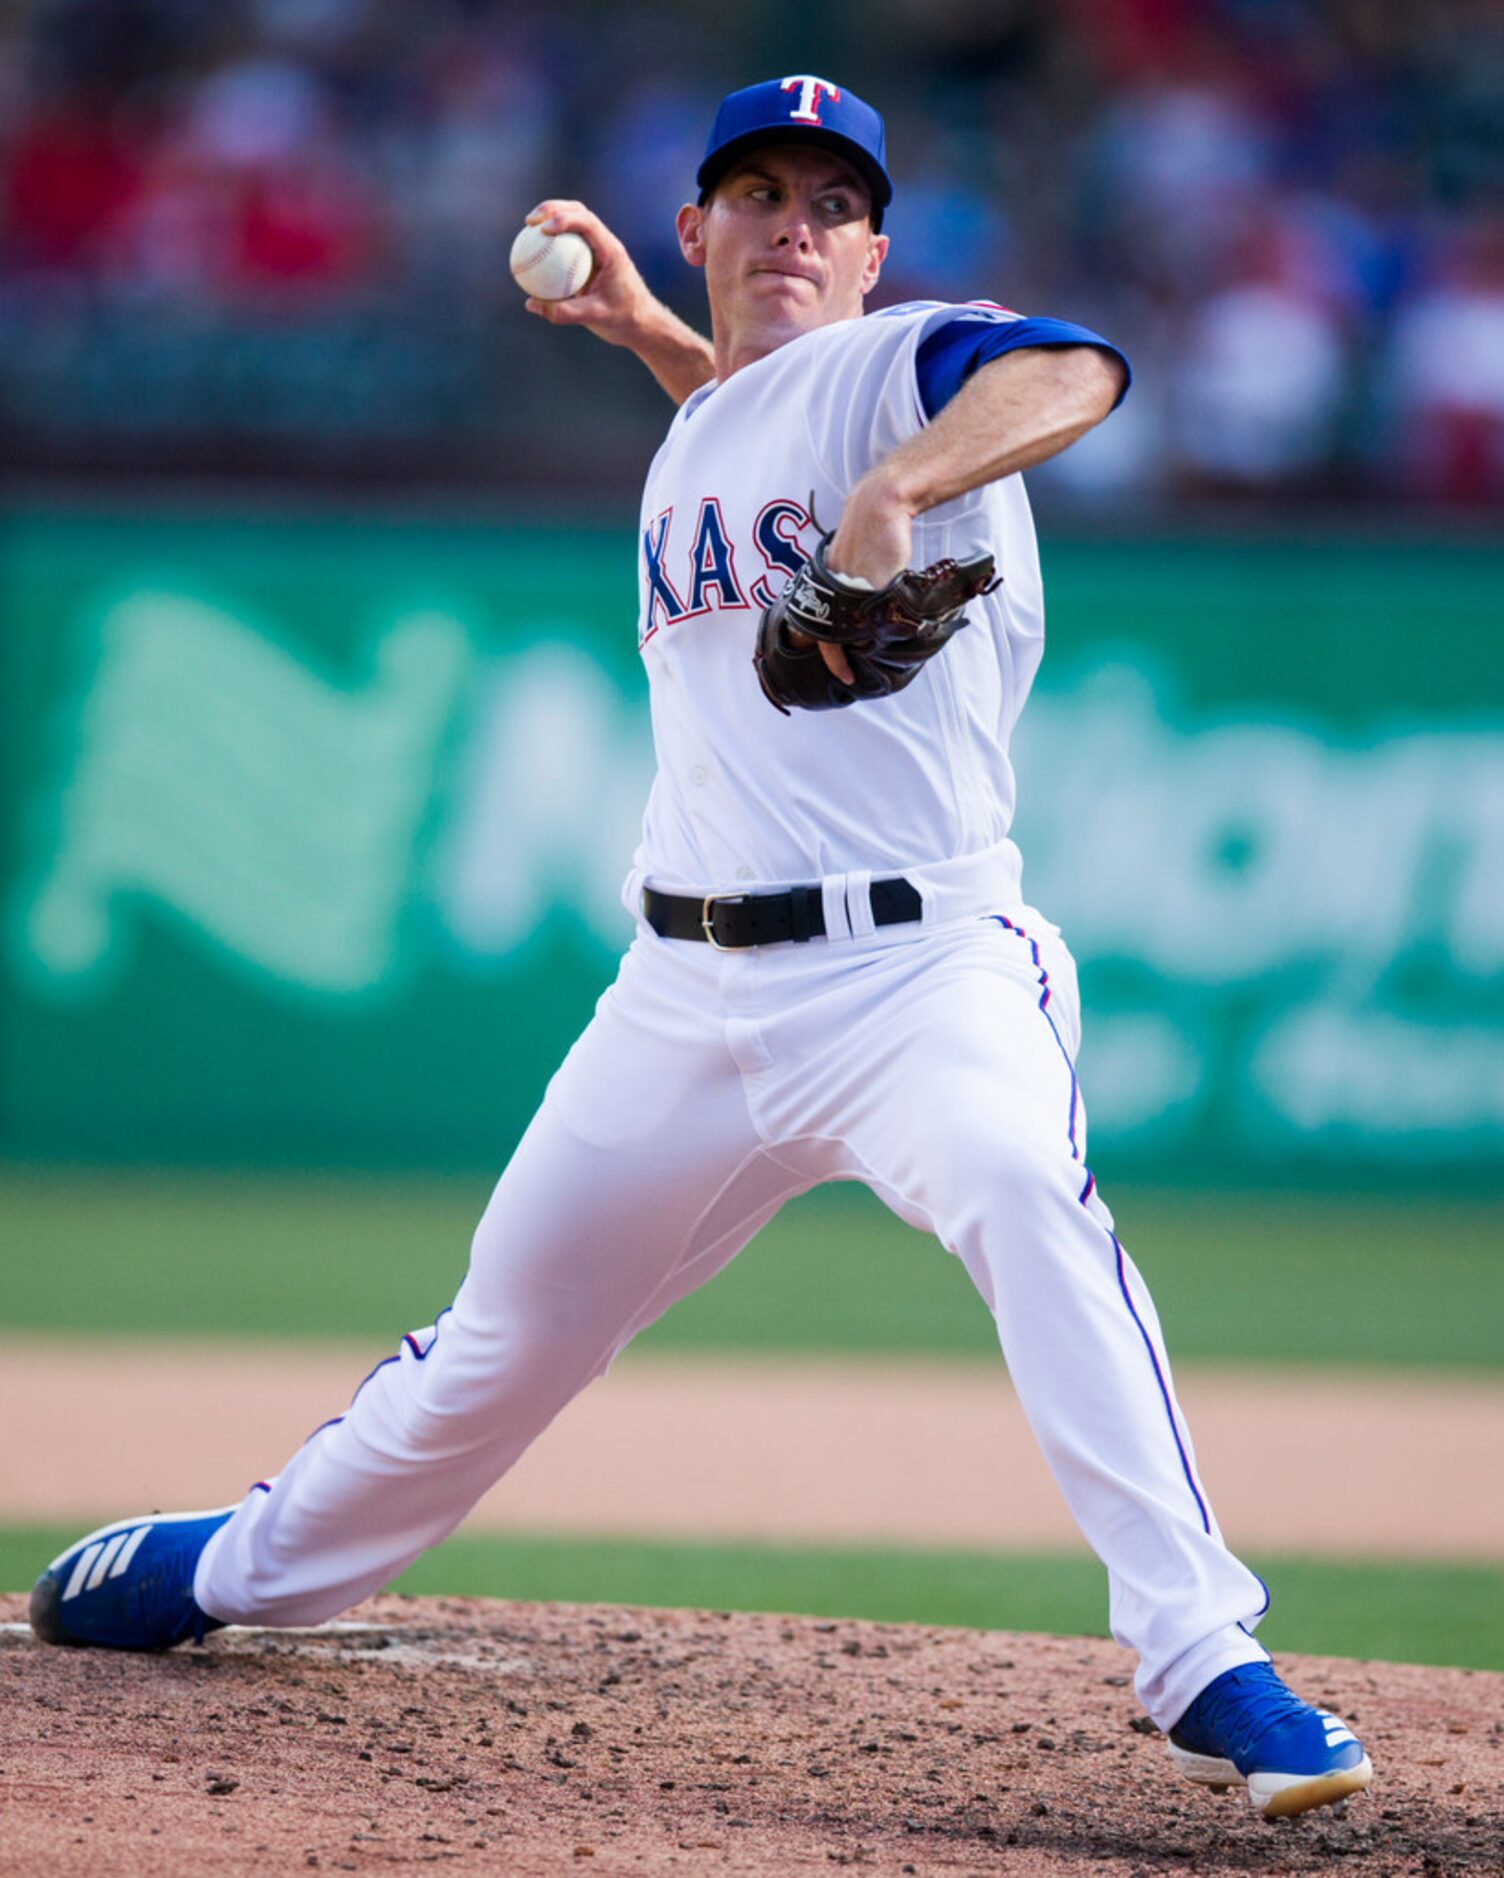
left=1011, top=664, right=1504, bottom=1160
left=20, top=592, right=472, bottom=995
left=4, top=516, right=1500, bottom=1175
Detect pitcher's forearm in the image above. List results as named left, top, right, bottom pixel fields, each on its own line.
left=876, top=345, right=1125, bottom=515
left=629, top=306, right=717, bottom=405
left=520, top=200, right=715, bottom=406
left=823, top=345, right=1125, bottom=596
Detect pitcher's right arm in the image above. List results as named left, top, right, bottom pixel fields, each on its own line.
left=521, top=201, right=715, bottom=406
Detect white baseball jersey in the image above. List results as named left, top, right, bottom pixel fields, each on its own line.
left=631, top=302, right=1045, bottom=894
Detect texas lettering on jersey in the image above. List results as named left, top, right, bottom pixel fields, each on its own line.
left=640, top=496, right=818, bottom=644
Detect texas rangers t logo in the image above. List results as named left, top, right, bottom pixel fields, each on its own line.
left=780, top=75, right=839, bottom=123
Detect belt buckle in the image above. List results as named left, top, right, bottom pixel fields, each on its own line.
left=701, top=892, right=747, bottom=950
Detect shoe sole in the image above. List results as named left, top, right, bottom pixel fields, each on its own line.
left=1168, top=1742, right=1373, bottom=1818
left=1254, top=1757, right=1373, bottom=1819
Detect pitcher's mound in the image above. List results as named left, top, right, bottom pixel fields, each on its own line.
left=2, top=1593, right=1499, bottom=1874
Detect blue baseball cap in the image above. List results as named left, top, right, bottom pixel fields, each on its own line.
left=697, top=76, right=892, bottom=229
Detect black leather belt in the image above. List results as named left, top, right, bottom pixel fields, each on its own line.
left=643, top=877, right=923, bottom=950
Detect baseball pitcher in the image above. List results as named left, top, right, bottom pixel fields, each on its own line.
left=32, top=76, right=1371, bottom=1822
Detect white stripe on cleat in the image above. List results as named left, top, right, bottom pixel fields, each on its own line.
left=84, top=1531, right=132, bottom=1591
left=61, top=1543, right=105, bottom=1602
left=109, top=1526, right=152, bottom=1578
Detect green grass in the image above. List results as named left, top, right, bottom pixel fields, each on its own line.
left=3, top=1524, right=1499, bottom=1671
left=1, top=1166, right=1500, bottom=1368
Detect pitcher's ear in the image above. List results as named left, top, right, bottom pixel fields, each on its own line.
left=677, top=202, right=707, bottom=269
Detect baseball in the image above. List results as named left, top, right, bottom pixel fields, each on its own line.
left=510, top=223, right=594, bottom=301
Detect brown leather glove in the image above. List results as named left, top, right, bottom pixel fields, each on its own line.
left=754, top=530, right=998, bottom=713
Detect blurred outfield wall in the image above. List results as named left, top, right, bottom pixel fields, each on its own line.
left=2, top=506, right=1500, bottom=1184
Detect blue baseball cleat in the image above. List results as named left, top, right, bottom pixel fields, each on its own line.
left=1167, top=1661, right=1373, bottom=1818
left=29, top=1507, right=236, bottom=1651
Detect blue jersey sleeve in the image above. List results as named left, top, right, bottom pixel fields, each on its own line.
left=915, top=312, right=1131, bottom=421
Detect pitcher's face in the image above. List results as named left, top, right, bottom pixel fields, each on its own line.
left=678, top=143, right=887, bottom=371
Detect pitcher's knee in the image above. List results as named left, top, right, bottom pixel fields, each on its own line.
left=920, top=1125, right=1081, bottom=1231
left=359, top=1313, right=605, bottom=1457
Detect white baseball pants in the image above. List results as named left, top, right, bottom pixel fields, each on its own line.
left=196, top=905, right=1270, bottom=1727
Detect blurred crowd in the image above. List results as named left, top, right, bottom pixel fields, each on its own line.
left=1, top=0, right=1502, bottom=507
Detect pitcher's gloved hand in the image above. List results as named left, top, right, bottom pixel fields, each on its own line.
left=754, top=531, right=999, bottom=713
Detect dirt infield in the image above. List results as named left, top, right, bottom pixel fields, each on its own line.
left=3, top=1595, right=1500, bottom=1876
left=5, top=1345, right=1503, bottom=1558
